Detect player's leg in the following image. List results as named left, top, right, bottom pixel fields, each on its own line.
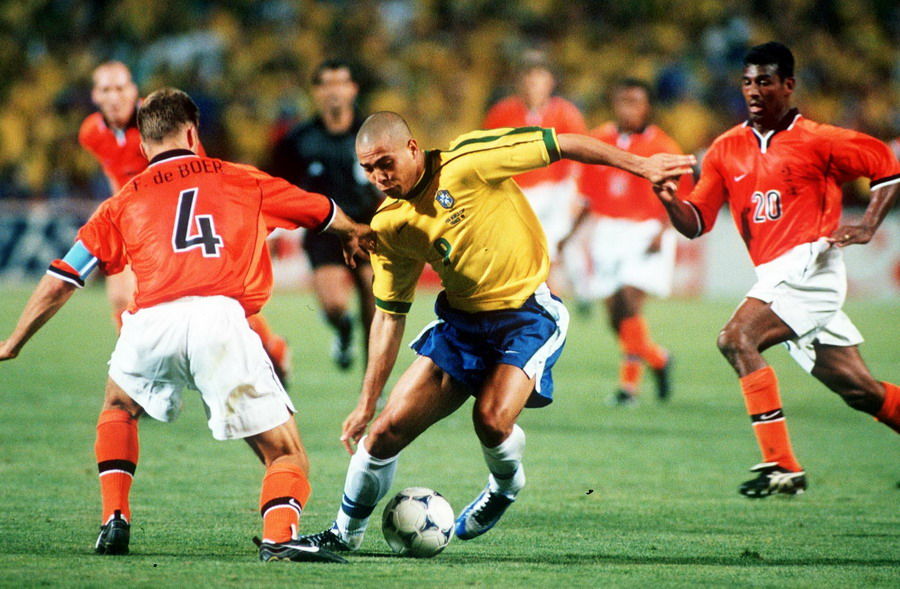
left=811, top=344, right=899, bottom=433
left=246, top=313, right=292, bottom=387
left=104, top=266, right=135, bottom=331
left=94, top=378, right=143, bottom=555
left=244, top=418, right=345, bottom=563
left=302, top=356, right=470, bottom=551
left=607, top=287, right=645, bottom=404
left=245, top=417, right=310, bottom=543
left=312, top=264, right=355, bottom=370
left=456, top=364, right=534, bottom=540
left=717, top=298, right=806, bottom=497
left=350, top=262, right=375, bottom=364
left=617, top=286, right=672, bottom=400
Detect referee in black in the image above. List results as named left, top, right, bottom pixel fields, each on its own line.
left=271, top=60, right=382, bottom=370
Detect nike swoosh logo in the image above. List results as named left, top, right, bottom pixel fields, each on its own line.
left=397, top=221, right=408, bottom=234
left=759, top=411, right=781, bottom=420
left=733, top=173, right=748, bottom=182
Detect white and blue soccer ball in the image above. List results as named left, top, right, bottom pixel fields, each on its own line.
left=382, top=487, right=454, bottom=557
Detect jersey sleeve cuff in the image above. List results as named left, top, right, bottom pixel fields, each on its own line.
left=313, top=198, right=337, bottom=233
left=870, top=173, right=900, bottom=191
left=543, top=128, right=562, bottom=163
left=47, top=262, right=85, bottom=288
left=375, top=297, right=412, bottom=314
left=685, top=201, right=705, bottom=238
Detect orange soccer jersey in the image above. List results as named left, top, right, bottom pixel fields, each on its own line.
left=578, top=123, right=694, bottom=222
left=79, top=111, right=147, bottom=193
left=51, top=150, right=334, bottom=316
left=687, top=110, right=900, bottom=266
left=483, top=95, right=586, bottom=188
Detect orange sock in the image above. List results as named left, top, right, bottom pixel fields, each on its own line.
left=260, top=462, right=311, bottom=543
left=875, top=382, right=900, bottom=434
left=95, top=409, right=139, bottom=522
left=618, top=355, right=643, bottom=393
left=619, top=316, right=668, bottom=371
left=247, top=314, right=275, bottom=347
left=112, top=310, right=124, bottom=333
left=248, top=313, right=289, bottom=368
left=740, top=366, right=801, bottom=472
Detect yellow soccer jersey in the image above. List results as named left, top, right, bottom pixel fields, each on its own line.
left=371, top=126, right=561, bottom=314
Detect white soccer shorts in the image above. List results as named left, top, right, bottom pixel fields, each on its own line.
left=745, top=238, right=863, bottom=373
left=108, top=296, right=295, bottom=440
left=587, top=217, right=676, bottom=299
left=522, top=179, right=578, bottom=261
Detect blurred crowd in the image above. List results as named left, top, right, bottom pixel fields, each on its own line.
left=1, top=0, right=897, bottom=201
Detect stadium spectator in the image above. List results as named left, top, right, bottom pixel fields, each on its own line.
left=0, top=88, right=371, bottom=563
left=483, top=51, right=587, bottom=290
left=653, top=42, right=900, bottom=497
left=565, top=79, right=693, bottom=406
left=270, top=60, right=382, bottom=370
left=297, top=112, right=694, bottom=553
left=79, top=61, right=293, bottom=383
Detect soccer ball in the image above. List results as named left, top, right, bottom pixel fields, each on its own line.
left=382, top=487, right=454, bottom=557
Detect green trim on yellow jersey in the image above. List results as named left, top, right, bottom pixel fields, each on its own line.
left=542, top=128, right=562, bottom=162
left=375, top=297, right=412, bottom=314
left=447, top=126, right=542, bottom=152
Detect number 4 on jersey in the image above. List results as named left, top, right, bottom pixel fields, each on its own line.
left=172, top=188, right=223, bottom=257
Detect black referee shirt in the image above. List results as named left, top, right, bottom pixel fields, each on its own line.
left=270, top=115, right=383, bottom=223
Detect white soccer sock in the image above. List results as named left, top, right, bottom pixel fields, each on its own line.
left=335, top=437, right=398, bottom=546
left=482, top=424, right=526, bottom=499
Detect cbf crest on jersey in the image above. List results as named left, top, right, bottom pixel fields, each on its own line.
left=435, top=190, right=455, bottom=209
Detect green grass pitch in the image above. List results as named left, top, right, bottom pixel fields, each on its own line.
left=0, top=286, right=896, bottom=587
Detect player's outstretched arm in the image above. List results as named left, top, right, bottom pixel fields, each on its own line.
left=652, top=180, right=702, bottom=238
left=324, top=206, right=375, bottom=268
left=557, top=133, right=696, bottom=184
left=828, top=182, right=899, bottom=247
left=0, top=275, right=77, bottom=361
left=340, top=309, right=406, bottom=454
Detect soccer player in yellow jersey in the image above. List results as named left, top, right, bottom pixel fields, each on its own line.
left=299, top=112, right=695, bottom=551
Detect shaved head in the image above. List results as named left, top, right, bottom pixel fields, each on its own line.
left=355, top=112, right=423, bottom=199
left=356, top=111, right=413, bottom=151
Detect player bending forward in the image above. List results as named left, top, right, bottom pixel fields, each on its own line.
left=0, top=88, right=371, bottom=563
left=654, top=42, right=899, bottom=497
left=298, top=112, right=694, bottom=553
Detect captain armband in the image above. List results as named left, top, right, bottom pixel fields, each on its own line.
left=46, top=240, right=99, bottom=288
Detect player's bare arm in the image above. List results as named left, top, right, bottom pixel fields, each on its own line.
left=324, top=206, right=375, bottom=268
left=0, top=275, right=77, bottom=361
left=651, top=180, right=702, bottom=238
left=557, top=133, right=695, bottom=184
left=341, top=309, right=406, bottom=454
left=828, top=182, right=899, bottom=247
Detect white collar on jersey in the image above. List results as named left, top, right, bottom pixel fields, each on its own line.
left=742, top=109, right=801, bottom=154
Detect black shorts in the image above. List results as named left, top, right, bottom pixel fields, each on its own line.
left=303, top=230, right=370, bottom=269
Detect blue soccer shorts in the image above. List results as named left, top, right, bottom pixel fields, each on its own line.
left=410, top=284, right=569, bottom=408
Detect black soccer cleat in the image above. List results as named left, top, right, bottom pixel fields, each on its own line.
left=739, top=462, right=807, bottom=498
left=606, top=389, right=638, bottom=407
left=331, top=329, right=354, bottom=371
left=95, top=510, right=130, bottom=555
left=296, top=524, right=357, bottom=552
left=253, top=536, right=348, bottom=564
left=653, top=355, right=673, bottom=401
